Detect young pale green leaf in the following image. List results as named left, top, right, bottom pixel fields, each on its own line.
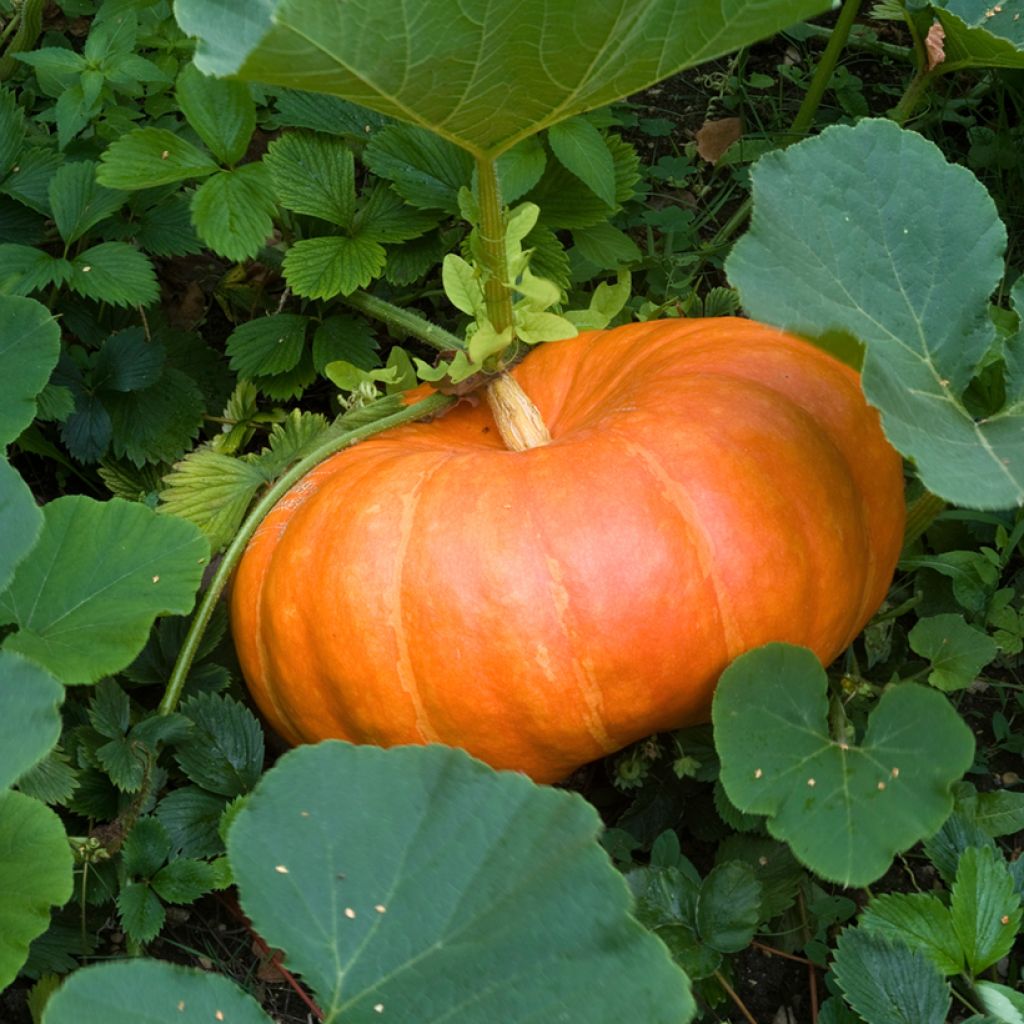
left=0, top=293, right=59, bottom=444
left=363, top=123, right=474, bottom=212
left=68, top=242, right=158, bottom=307
left=264, top=131, right=356, bottom=227
left=324, top=360, right=401, bottom=392
left=0, top=791, right=74, bottom=990
left=227, top=741, right=695, bottom=1023
left=514, top=309, right=577, bottom=344
left=282, top=233, right=386, bottom=299
left=226, top=313, right=308, bottom=379
left=176, top=62, right=255, bottom=166
left=0, top=651, right=63, bottom=790
left=712, top=644, right=975, bottom=886
left=833, top=928, right=951, bottom=1024
left=934, top=0, right=1024, bottom=71
left=0, top=496, right=208, bottom=685
left=442, top=253, right=484, bottom=316
left=116, top=881, right=165, bottom=944
left=976, top=981, right=1024, bottom=1023
left=190, top=164, right=276, bottom=261
left=0, top=88, right=25, bottom=178
left=177, top=0, right=829, bottom=158
left=950, top=845, right=1023, bottom=976
left=312, top=315, right=380, bottom=373
left=908, top=614, right=999, bottom=692
left=43, top=959, right=271, bottom=1024
left=548, top=117, right=616, bottom=206
left=696, top=861, right=762, bottom=953
left=48, top=161, right=126, bottom=245
left=860, top=893, right=963, bottom=975
left=727, top=118, right=1021, bottom=509
left=106, top=368, right=205, bottom=467
left=174, top=694, right=264, bottom=798
left=96, top=127, right=219, bottom=189
left=0, top=244, right=71, bottom=296
left=158, top=447, right=268, bottom=552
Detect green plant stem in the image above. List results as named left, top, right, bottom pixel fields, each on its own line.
left=704, top=0, right=864, bottom=254
left=158, top=391, right=455, bottom=716
left=796, top=23, right=912, bottom=62
left=789, top=0, right=864, bottom=139
left=888, top=67, right=937, bottom=126
left=475, top=155, right=514, bottom=334
left=902, top=490, right=947, bottom=547
left=714, top=969, right=758, bottom=1024
left=0, top=0, right=44, bottom=80
left=342, top=289, right=466, bottom=352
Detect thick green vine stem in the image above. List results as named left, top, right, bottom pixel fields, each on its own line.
left=475, top=155, right=515, bottom=334
left=0, top=0, right=44, bottom=80
left=342, top=289, right=467, bottom=353
left=158, top=391, right=455, bottom=716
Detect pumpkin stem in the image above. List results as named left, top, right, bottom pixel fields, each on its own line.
left=487, top=372, right=551, bottom=452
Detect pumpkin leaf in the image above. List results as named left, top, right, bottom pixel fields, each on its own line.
left=0, top=791, right=74, bottom=991
left=226, top=742, right=695, bottom=1023
left=933, top=0, right=1024, bottom=71
left=0, top=458, right=43, bottom=595
left=43, top=959, right=271, bottom=1024
left=0, top=496, right=208, bottom=685
left=175, top=0, right=830, bottom=157
left=908, top=613, right=999, bottom=692
left=712, top=644, right=975, bottom=886
left=727, top=118, right=1023, bottom=509
left=0, top=650, right=64, bottom=790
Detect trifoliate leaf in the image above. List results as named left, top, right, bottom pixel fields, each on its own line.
left=363, top=123, right=473, bottom=213
left=0, top=293, right=61, bottom=445
left=0, top=496, right=208, bottom=684
left=861, top=893, right=963, bottom=975
left=93, top=329, right=165, bottom=393
left=0, top=244, right=71, bottom=296
left=116, top=881, right=165, bottom=944
left=176, top=62, right=255, bottom=166
left=190, top=164, right=276, bottom=261
left=15, top=746, right=79, bottom=806
left=155, top=787, right=229, bottom=859
left=226, top=313, right=309, bottom=379
left=282, top=233, right=386, bottom=299
left=264, top=130, right=355, bottom=227
left=97, top=736, right=147, bottom=792
left=950, top=845, right=1023, bottom=975
left=527, top=133, right=640, bottom=228
left=0, top=87, right=25, bottom=178
left=88, top=678, right=131, bottom=739
left=312, top=314, right=379, bottom=373
left=0, top=147, right=63, bottom=216
left=48, top=160, right=127, bottom=245
left=274, top=87, right=390, bottom=137
left=132, top=193, right=203, bottom=257
left=174, top=693, right=264, bottom=798
left=713, top=644, right=975, bottom=886
left=833, top=928, right=950, bottom=1024
left=98, top=127, right=219, bottom=190
left=106, top=367, right=205, bottom=467
left=151, top=858, right=220, bottom=904
left=908, top=614, right=999, bottom=692
left=354, top=182, right=439, bottom=243
left=548, top=117, right=616, bottom=206
left=67, top=242, right=158, bottom=307
left=158, top=446, right=268, bottom=552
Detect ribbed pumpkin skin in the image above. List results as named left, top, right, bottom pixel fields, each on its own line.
left=231, top=318, right=905, bottom=783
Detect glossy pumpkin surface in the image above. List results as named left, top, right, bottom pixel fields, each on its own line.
left=231, top=318, right=905, bottom=783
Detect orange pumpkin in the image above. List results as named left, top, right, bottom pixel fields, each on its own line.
left=231, top=318, right=905, bottom=783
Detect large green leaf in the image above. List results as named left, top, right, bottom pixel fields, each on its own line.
left=42, top=959, right=270, bottom=1024
left=0, top=294, right=61, bottom=446
left=175, top=0, right=830, bottom=157
left=727, top=118, right=1021, bottom=509
left=933, top=0, right=1024, bottom=71
left=227, top=741, right=695, bottom=1023
left=0, top=790, right=74, bottom=990
left=712, top=644, right=975, bottom=886
left=0, top=459, right=42, bottom=594
left=0, top=650, right=63, bottom=790
left=0, top=496, right=208, bottom=684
